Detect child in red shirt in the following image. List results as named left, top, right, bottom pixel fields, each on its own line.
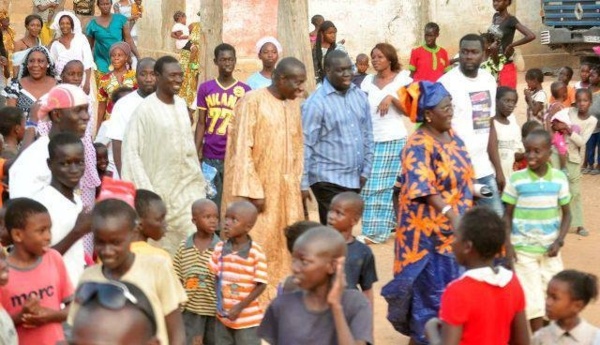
left=426, top=207, right=529, bottom=345
left=408, top=22, right=451, bottom=82
left=0, top=198, right=74, bottom=345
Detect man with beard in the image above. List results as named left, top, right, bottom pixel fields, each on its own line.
left=107, top=57, right=157, bottom=176
left=122, top=56, right=206, bottom=253
left=439, top=34, right=502, bottom=215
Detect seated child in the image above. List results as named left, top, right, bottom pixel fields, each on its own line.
left=0, top=106, right=24, bottom=160
left=327, top=192, right=378, bottom=306
left=550, top=66, right=576, bottom=107
left=426, top=207, right=529, bottom=345
left=279, top=220, right=321, bottom=294
left=0, top=198, right=74, bottom=344
left=171, top=11, right=190, bottom=51
left=532, top=270, right=600, bottom=344
left=550, top=109, right=577, bottom=173
left=0, top=248, right=17, bottom=345
left=68, top=199, right=187, bottom=345
left=575, top=62, right=591, bottom=89
left=502, top=129, right=572, bottom=332
left=513, top=120, right=544, bottom=171
left=131, top=189, right=171, bottom=263
left=70, top=281, right=159, bottom=345
left=258, top=226, right=373, bottom=345
left=209, top=201, right=267, bottom=345
left=525, top=68, right=548, bottom=123
left=173, top=199, right=221, bottom=345
left=352, top=53, right=369, bottom=87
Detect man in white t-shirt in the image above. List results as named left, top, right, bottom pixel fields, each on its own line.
left=439, top=34, right=503, bottom=215
left=106, top=57, right=157, bottom=175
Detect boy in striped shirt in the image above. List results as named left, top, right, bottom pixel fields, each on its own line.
left=502, top=129, right=572, bottom=333
left=210, top=201, right=267, bottom=345
left=173, top=199, right=221, bottom=345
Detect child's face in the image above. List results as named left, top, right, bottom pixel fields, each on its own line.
left=525, top=78, right=538, bottom=90
left=222, top=208, right=252, bottom=240
left=48, top=143, right=85, bottom=190
left=557, top=68, right=572, bottom=84
left=0, top=208, right=10, bottom=247
left=492, top=0, right=510, bottom=12
left=110, top=48, right=128, bottom=70
left=0, top=250, right=8, bottom=286
left=424, top=28, right=439, bottom=47
left=497, top=91, right=517, bottom=118
left=576, top=92, right=592, bottom=114
left=545, top=279, right=583, bottom=321
left=524, top=135, right=551, bottom=172
left=258, top=43, right=278, bottom=69
left=94, top=216, right=134, bottom=271
left=327, top=199, right=358, bottom=233
left=556, top=86, right=568, bottom=100
left=13, top=213, right=52, bottom=257
left=590, top=70, right=600, bottom=86
left=355, top=58, right=369, bottom=74
left=61, top=64, right=84, bottom=86
left=95, top=146, right=109, bottom=173
left=192, top=203, right=218, bottom=235
left=178, top=14, right=186, bottom=24
left=215, top=50, right=235, bottom=76
left=139, top=201, right=167, bottom=242
left=322, top=27, right=337, bottom=45
left=580, top=65, right=591, bottom=82
left=291, top=241, right=335, bottom=290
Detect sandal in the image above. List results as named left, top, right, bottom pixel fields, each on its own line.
left=356, top=235, right=381, bottom=245
left=577, top=228, right=590, bottom=237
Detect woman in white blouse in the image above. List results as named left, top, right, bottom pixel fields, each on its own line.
left=49, top=11, right=93, bottom=94
left=359, top=42, right=412, bottom=244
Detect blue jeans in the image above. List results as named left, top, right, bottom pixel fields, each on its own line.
left=585, top=132, right=600, bottom=167
left=475, top=174, right=503, bottom=216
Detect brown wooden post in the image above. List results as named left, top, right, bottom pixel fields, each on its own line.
left=277, top=0, right=316, bottom=92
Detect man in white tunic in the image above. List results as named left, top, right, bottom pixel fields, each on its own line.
left=122, top=56, right=206, bottom=253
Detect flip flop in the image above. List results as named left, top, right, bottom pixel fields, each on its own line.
left=577, top=228, right=590, bottom=237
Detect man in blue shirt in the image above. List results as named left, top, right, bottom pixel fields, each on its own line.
left=301, top=50, right=374, bottom=224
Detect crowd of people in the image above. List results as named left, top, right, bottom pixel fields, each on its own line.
left=0, top=0, right=598, bottom=344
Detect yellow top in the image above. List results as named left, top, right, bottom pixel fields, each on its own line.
left=130, top=241, right=172, bottom=265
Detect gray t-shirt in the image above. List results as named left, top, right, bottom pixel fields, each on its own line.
left=258, top=289, right=373, bottom=345
left=0, top=308, right=18, bottom=345
left=589, top=92, right=600, bottom=132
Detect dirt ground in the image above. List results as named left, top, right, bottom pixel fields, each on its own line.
left=307, top=71, right=600, bottom=344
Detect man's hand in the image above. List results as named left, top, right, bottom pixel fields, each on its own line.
left=504, top=243, right=517, bottom=270
left=248, top=198, right=265, bottom=213
left=496, top=173, right=506, bottom=193
left=360, top=176, right=367, bottom=190
left=73, top=211, right=92, bottom=238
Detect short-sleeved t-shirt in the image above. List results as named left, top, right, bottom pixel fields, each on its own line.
left=106, top=90, right=144, bottom=142
left=0, top=308, right=17, bottom=345
left=85, top=14, right=128, bottom=73
left=490, top=14, right=519, bottom=56
left=502, top=165, right=571, bottom=252
left=246, top=72, right=271, bottom=90
left=258, top=289, right=373, bottom=345
left=494, top=115, right=524, bottom=180
left=346, top=239, right=378, bottom=291
left=1, top=249, right=74, bottom=345
left=68, top=254, right=187, bottom=345
left=408, top=45, right=451, bottom=82
left=196, top=79, right=251, bottom=160
left=532, top=319, right=600, bottom=345
left=440, top=267, right=525, bottom=345
left=209, top=239, right=268, bottom=329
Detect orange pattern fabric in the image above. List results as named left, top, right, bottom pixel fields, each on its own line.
left=393, top=129, right=475, bottom=275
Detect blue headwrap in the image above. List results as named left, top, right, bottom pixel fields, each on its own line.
left=398, top=81, right=451, bottom=123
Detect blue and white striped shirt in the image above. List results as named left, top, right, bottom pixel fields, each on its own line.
left=301, top=78, right=374, bottom=190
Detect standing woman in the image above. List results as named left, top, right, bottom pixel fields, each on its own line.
left=86, top=0, right=139, bottom=83
left=49, top=11, right=94, bottom=94
left=12, top=14, right=43, bottom=77
left=2, top=46, right=57, bottom=120
left=490, top=0, right=535, bottom=88
left=358, top=43, right=412, bottom=244
left=382, top=81, right=474, bottom=345
left=246, top=36, right=281, bottom=90
left=178, top=11, right=203, bottom=107
left=0, top=11, right=16, bottom=81
left=113, top=0, right=140, bottom=46
left=312, top=20, right=346, bottom=84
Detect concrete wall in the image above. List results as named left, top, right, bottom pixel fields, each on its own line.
left=4, top=0, right=577, bottom=74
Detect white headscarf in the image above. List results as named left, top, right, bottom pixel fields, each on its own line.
left=255, top=36, right=282, bottom=55
left=50, top=11, right=83, bottom=36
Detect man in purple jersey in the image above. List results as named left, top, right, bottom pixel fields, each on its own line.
left=195, top=43, right=251, bottom=211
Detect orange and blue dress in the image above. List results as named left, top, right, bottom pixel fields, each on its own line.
left=382, top=128, right=474, bottom=344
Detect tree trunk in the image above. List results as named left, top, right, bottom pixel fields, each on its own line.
left=198, top=0, right=222, bottom=83
left=277, top=0, right=316, bottom=92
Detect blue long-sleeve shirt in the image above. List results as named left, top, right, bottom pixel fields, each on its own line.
left=301, top=78, right=374, bottom=190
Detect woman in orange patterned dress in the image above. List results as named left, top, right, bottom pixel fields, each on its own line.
left=382, top=81, right=475, bottom=345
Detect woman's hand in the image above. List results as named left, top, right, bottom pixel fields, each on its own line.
left=377, top=95, right=394, bottom=116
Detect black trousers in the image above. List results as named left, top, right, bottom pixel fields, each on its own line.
left=310, top=182, right=360, bottom=225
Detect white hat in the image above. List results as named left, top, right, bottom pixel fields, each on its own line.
left=255, top=36, right=282, bottom=55
left=550, top=108, right=572, bottom=126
